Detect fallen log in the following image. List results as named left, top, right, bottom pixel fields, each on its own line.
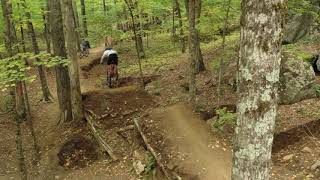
left=84, top=112, right=118, bottom=161
left=133, top=118, right=172, bottom=180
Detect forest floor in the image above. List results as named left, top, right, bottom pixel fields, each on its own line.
left=1, top=34, right=320, bottom=180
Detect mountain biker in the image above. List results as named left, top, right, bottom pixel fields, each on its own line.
left=80, top=39, right=90, bottom=55
left=101, top=47, right=119, bottom=86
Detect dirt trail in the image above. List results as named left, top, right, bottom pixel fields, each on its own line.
left=79, top=46, right=233, bottom=179
left=147, top=104, right=232, bottom=179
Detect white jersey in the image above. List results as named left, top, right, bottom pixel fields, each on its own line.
left=100, top=49, right=117, bottom=64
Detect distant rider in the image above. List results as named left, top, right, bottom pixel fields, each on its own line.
left=81, top=39, right=90, bottom=54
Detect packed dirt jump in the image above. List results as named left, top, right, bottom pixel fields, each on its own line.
left=142, top=104, right=232, bottom=179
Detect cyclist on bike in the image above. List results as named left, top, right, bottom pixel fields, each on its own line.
left=101, top=47, right=119, bottom=87
left=80, top=39, right=90, bottom=57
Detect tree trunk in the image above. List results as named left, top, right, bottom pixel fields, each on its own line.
left=72, top=0, right=81, bottom=51
left=194, top=0, right=205, bottom=73
left=175, top=0, right=186, bottom=53
left=185, top=0, right=205, bottom=73
left=188, top=0, right=197, bottom=106
left=80, top=0, right=88, bottom=37
left=217, top=0, right=232, bottom=106
left=124, top=0, right=145, bottom=87
left=42, top=4, right=51, bottom=54
left=21, top=0, right=52, bottom=102
left=17, top=2, right=27, bottom=55
left=172, top=0, right=176, bottom=40
left=136, top=1, right=146, bottom=58
left=103, top=0, right=107, bottom=15
left=62, top=0, right=84, bottom=122
left=48, top=0, right=73, bottom=123
left=1, top=1, right=27, bottom=179
left=232, top=0, right=285, bottom=179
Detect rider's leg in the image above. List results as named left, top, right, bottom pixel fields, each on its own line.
left=115, top=66, right=119, bottom=81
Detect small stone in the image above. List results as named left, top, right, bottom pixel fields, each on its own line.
left=301, top=147, right=312, bottom=153
left=54, top=176, right=60, bottom=179
left=133, top=161, right=145, bottom=175
left=311, top=161, right=320, bottom=170
left=283, top=154, right=294, bottom=161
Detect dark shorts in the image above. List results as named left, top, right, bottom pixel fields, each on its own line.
left=105, top=54, right=118, bottom=65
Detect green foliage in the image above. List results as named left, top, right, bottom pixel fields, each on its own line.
left=195, top=104, right=205, bottom=113
left=0, top=94, right=14, bottom=113
left=212, top=107, right=236, bottom=131
left=144, top=153, right=156, bottom=175
left=314, top=84, right=320, bottom=96
left=0, top=54, right=35, bottom=91
left=0, top=52, right=69, bottom=91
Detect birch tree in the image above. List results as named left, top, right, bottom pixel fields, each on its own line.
left=232, top=0, right=285, bottom=179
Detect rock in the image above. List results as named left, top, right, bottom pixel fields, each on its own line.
left=311, top=161, right=320, bottom=170
left=279, top=53, right=317, bottom=104
left=132, top=149, right=148, bottom=175
left=283, top=12, right=314, bottom=44
left=133, top=161, right=145, bottom=175
left=301, top=147, right=312, bottom=153
left=283, top=154, right=294, bottom=162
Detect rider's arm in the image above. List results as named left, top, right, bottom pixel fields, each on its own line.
left=100, top=51, right=108, bottom=64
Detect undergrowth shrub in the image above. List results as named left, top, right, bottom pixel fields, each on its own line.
left=212, top=107, right=236, bottom=131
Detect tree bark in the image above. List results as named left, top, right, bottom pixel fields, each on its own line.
left=62, top=0, right=84, bottom=122
left=174, top=0, right=186, bottom=53
left=1, top=1, right=27, bottom=179
left=232, top=0, right=285, bottom=179
left=217, top=0, right=232, bottom=106
left=42, top=4, right=51, bottom=54
left=72, top=0, right=82, bottom=51
left=124, top=0, right=145, bottom=59
left=21, top=0, right=52, bottom=102
left=124, top=0, right=145, bottom=88
left=48, top=0, right=73, bottom=123
left=185, top=0, right=205, bottom=73
left=80, top=0, right=88, bottom=37
left=188, top=0, right=197, bottom=106
left=103, top=0, right=107, bottom=15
